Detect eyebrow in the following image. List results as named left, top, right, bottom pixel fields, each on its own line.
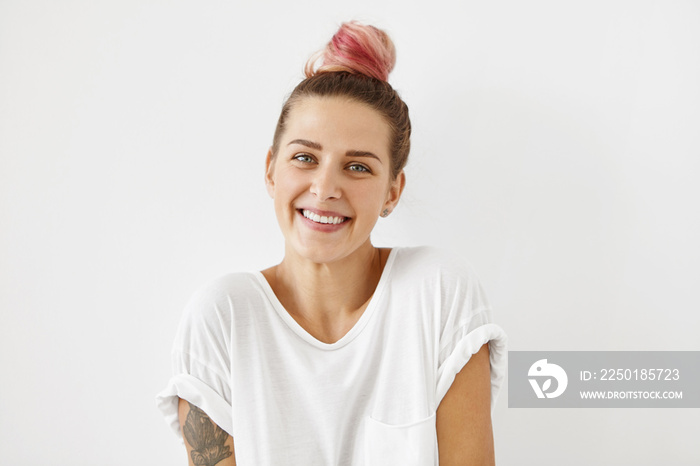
left=287, top=139, right=382, bottom=163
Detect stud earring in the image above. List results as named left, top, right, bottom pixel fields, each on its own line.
left=381, top=209, right=389, bottom=217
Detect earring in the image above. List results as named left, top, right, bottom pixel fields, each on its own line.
left=381, top=209, right=390, bottom=218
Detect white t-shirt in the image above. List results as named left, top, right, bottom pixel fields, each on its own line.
left=156, top=246, right=507, bottom=465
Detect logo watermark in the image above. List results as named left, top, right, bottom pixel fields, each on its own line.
left=509, top=351, right=700, bottom=408
left=528, top=359, right=568, bottom=398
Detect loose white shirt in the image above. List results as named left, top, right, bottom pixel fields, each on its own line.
left=157, top=246, right=507, bottom=465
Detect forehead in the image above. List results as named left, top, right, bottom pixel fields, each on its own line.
left=282, top=96, right=391, bottom=157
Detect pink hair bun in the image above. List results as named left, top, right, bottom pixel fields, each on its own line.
left=304, top=21, right=397, bottom=82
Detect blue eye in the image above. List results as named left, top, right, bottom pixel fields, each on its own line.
left=293, top=154, right=314, bottom=163
left=348, top=164, right=370, bottom=173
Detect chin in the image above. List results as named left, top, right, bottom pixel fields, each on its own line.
left=294, top=245, right=347, bottom=265
left=288, top=237, right=372, bottom=266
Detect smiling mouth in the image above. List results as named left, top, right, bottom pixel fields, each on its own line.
left=300, top=209, right=349, bottom=225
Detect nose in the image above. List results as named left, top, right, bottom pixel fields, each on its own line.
left=310, top=165, right=342, bottom=201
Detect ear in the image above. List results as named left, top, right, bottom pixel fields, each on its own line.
left=382, top=170, right=406, bottom=215
left=264, top=148, right=276, bottom=199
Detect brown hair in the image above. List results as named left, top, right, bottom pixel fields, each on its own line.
left=270, top=22, right=411, bottom=179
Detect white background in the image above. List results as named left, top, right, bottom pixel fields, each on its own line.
left=1, top=0, right=698, bottom=464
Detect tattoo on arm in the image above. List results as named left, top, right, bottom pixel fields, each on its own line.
left=182, top=401, right=233, bottom=466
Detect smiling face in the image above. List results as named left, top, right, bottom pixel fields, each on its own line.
left=265, top=96, right=405, bottom=265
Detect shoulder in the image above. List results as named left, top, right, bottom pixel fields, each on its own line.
left=389, top=246, right=492, bottom=322
left=179, top=272, right=265, bottom=328
left=391, top=246, right=480, bottom=286
left=188, top=272, right=261, bottom=303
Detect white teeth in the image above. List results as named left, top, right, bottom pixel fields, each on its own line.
left=302, top=210, right=346, bottom=225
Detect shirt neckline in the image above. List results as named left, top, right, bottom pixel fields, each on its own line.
left=253, top=248, right=400, bottom=351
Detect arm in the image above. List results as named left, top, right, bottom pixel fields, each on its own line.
left=436, top=343, right=495, bottom=466
left=178, top=397, right=236, bottom=466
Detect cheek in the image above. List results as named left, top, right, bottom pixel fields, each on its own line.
left=272, top=170, right=307, bottom=208
left=355, top=184, right=389, bottom=213
left=370, top=177, right=394, bottom=202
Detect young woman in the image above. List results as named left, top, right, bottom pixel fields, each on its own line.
left=157, top=21, right=507, bottom=466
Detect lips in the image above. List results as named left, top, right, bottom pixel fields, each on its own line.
left=299, top=209, right=349, bottom=225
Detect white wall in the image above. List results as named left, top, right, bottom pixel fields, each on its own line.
left=1, top=1, right=698, bottom=464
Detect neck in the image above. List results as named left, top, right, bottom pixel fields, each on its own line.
left=263, top=241, right=389, bottom=343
